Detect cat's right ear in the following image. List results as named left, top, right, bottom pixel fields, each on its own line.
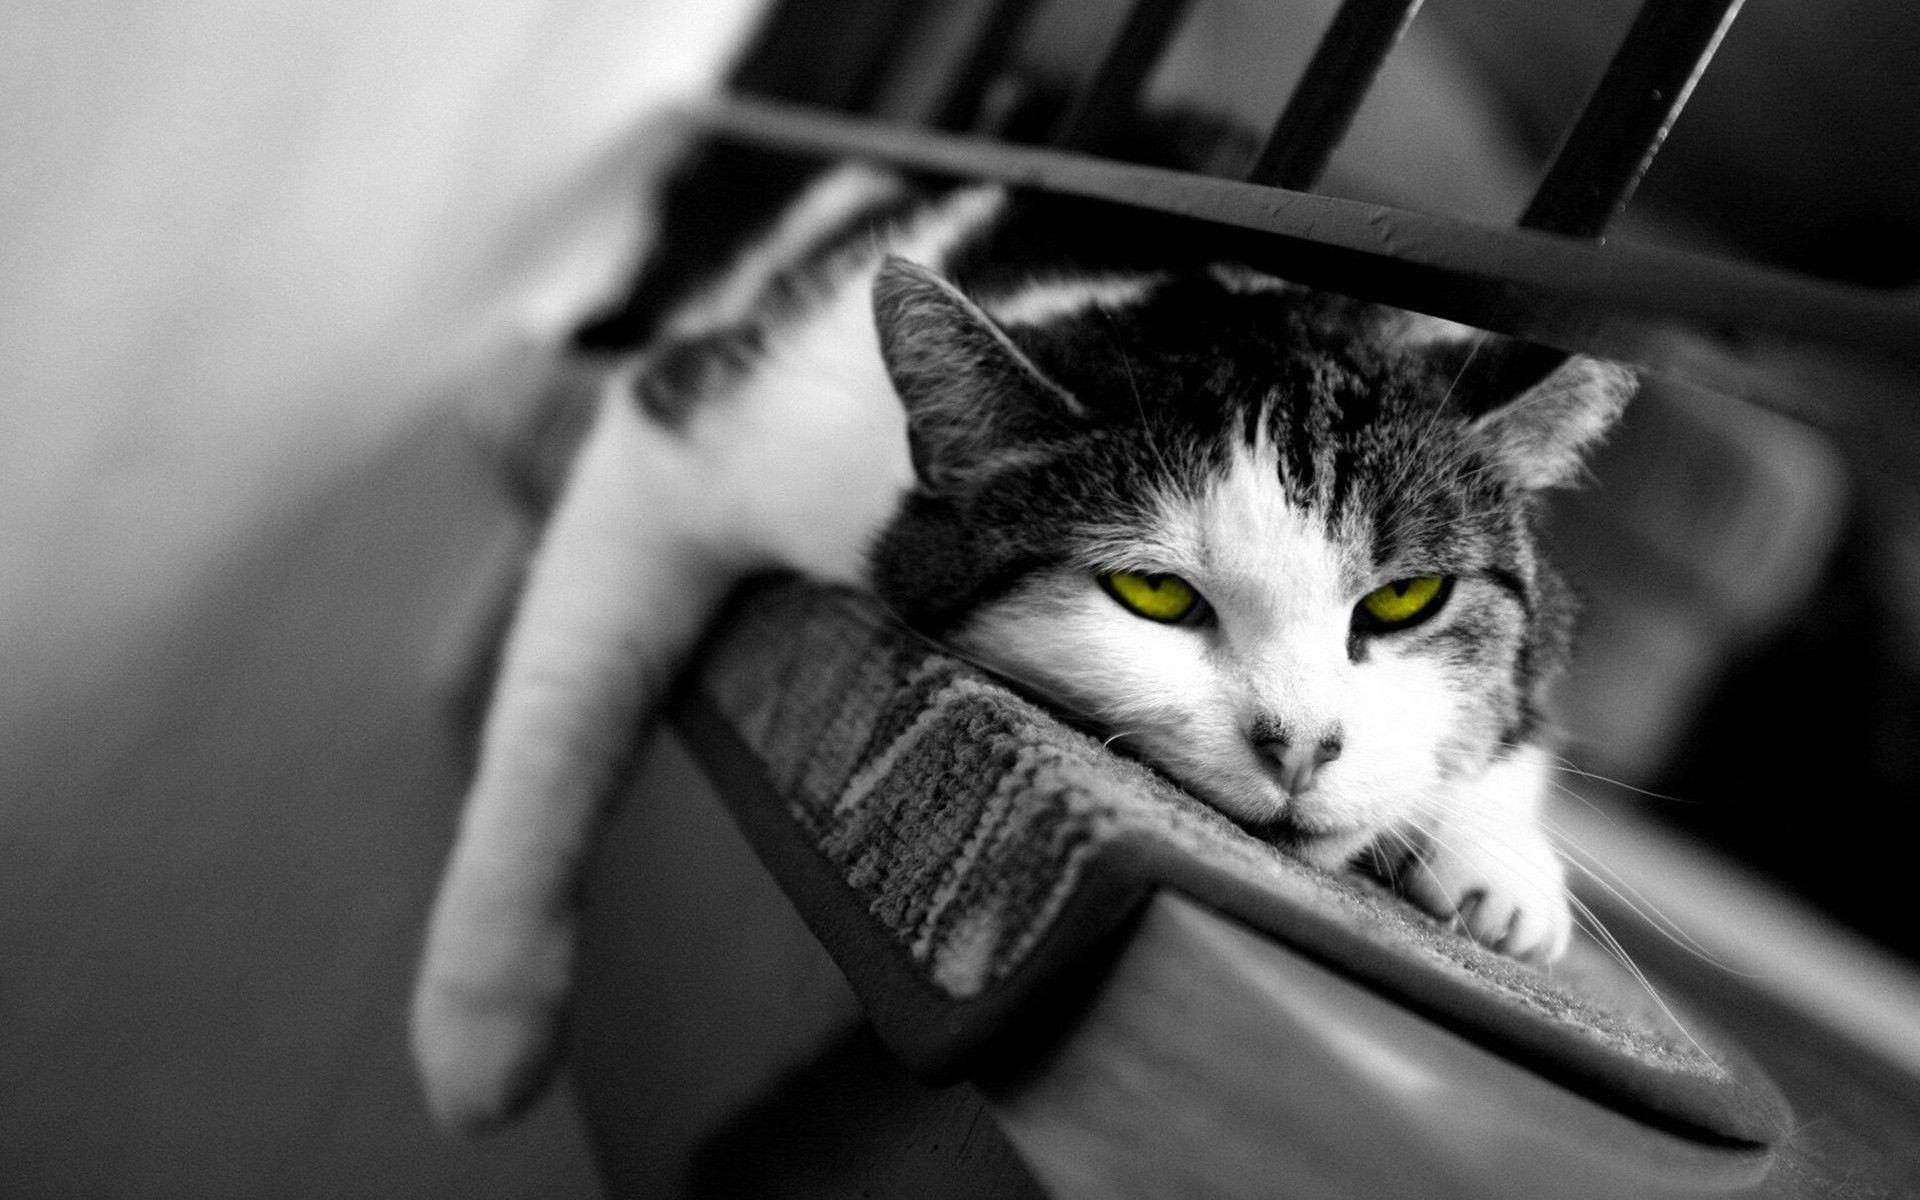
left=872, top=256, right=1084, bottom=491
left=1464, top=351, right=1636, bottom=491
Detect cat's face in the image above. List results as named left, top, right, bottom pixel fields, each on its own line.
left=870, top=258, right=1630, bottom=865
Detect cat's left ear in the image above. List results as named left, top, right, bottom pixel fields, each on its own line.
left=873, top=255, right=1084, bottom=491
left=1467, top=354, right=1636, bottom=490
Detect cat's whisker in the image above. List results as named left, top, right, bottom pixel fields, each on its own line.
left=1402, top=801, right=1566, bottom=898
left=1494, top=739, right=1695, bottom=806
left=1387, top=331, right=1487, bottom=500
left=1099, top=305, right=1177, bottom=483
left=1406, top=803, right=1633, bottom=976
left=1563, top=892, right=1717, bottom=1063
left=1470, top=749, right=1737, bottom=972
left=1435, top=332, right=1488, bottom=412
left=1535, top=814, right=1744, bottom=974
left=1539, top=772, right=1622, bottom=826
left=1405, top=808, right=1670, bottom=1007
left=1406, top=803, right=1719, bottom=1061
left=1451, top=460, right=1509, bottom=489
left=1358, top=823, right=1424, bottom=881
left=1395, top=798, right=1700, bottom=1057
left=1550, top=764, right=1695, bottom=806
left=1386, top=823, right=1442, bottom=882
left=1393, top=810, right=1562, bottom=944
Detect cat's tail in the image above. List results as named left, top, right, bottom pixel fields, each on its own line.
left=410, top=390, right=739, bottom=1132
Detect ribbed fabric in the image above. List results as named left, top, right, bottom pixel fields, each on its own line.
left=682, top=578, right=1790, bottom=1145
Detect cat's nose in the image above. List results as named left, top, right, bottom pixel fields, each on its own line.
left=1254, top=726, right=1343, bottom=796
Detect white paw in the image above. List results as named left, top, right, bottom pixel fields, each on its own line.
left=1400, top=824, right=1572, bottom=965
left=409, top=913, right=573, bottom=1132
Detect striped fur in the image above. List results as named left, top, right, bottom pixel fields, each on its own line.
left=412, top=161, right=1632, bottom=1130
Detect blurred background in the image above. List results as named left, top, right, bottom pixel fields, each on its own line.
left=3, top=0, right=1916, bottom=1195
left=1, top=1, right=759, bottom=1193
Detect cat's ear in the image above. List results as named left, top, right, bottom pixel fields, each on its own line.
left=872, top=255, right=1084, bottom=491
left=1467, top=353, right=1636, bottom=490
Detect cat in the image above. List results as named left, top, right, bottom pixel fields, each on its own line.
left=411, top=160, right=1633, bottom=1131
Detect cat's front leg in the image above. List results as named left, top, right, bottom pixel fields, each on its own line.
left=412, top=395, right=738, bottom=1130
left=1398, top=745, right=1573, bottom=965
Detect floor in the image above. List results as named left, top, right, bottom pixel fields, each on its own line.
left=0, top=412, right=600, bottom=1196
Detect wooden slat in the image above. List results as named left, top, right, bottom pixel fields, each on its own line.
left=1496, top=0, right=1747, bottom=404
left=1521, top=0, right=1748, bottom=237
left=1247, top=0, right=1426, bottom=190
left=686, top=95, right=1920, bottom=385
left=930, top=0, right=1046, bottom=132
left=725, top=0, right=924, bottom=115
left=1051, top=0, right=1197, bottom=151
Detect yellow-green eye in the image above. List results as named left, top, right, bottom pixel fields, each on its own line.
left=1357, top=574, right=1449, bottom=629
left=1100, top=570, right=1205, bottom=625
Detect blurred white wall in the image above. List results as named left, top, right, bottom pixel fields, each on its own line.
left=0, top=0, right=756, bottom=730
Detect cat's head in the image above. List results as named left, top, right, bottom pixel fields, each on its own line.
left=868, top=256, right=1632, bottom=865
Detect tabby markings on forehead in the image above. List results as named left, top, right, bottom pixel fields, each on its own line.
left=1072, top=435, right=1367, bottom=638
left=1201, top=440, right=1367, bottom=608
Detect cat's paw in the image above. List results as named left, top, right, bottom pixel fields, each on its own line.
left=409, top=914, right=573, bottom=1133
left=1400, top=824, right=1572, bottom=965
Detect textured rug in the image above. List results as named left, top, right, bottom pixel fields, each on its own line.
left=672, top=577, right=1790, bottom=1148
